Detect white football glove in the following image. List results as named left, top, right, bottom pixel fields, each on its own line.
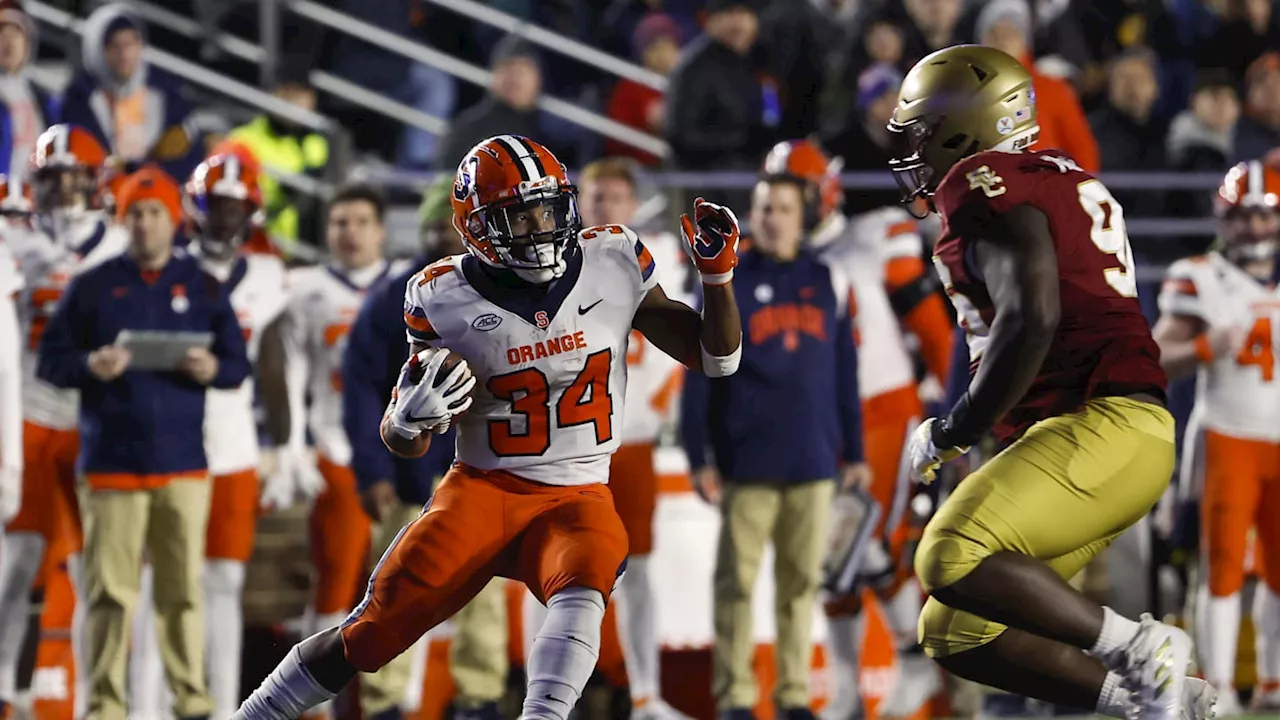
left=0, top=465, right=20, bottom=524
left=386, top=348, right=476, bottom=438
left=292, top=446, right=325, bottom=501
left=907, top=418, right=971, bottom=485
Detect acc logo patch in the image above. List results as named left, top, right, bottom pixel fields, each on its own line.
left=472, top=313, right=502, bottom=331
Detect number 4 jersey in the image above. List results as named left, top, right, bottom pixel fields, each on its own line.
left=1160, top=253, right=1280, bottom=442
left=932, top=149, right=1166, bottom=441
left=404, top=224, right=659, bottom=487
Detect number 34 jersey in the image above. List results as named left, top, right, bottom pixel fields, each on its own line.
left=404, top=225, right=659, bottom=487
left=1160, top=252, right=1280, bottom=442
left=931, top=149, right=1166, bottom=441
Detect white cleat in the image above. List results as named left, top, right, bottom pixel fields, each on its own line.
left=1119, top=614, right=1192, bottom=720
left=875, top=653, right=940, bottom=719
left=1181, top=678, right=1219, bottom=720
left=631, top=698, right=695, bottom=720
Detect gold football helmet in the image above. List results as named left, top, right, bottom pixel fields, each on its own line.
left=888, top=45, right=1039, bottom=206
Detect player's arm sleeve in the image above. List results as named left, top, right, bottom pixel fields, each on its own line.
left=344, top=283, right=398, bottom=493
left=679, top=366, right=712, bottom=472
left=36, top=275, right=92, bottom=389
left=208, top=290, right=252, bottom=389
left=833, top=274, right=864, bottom=464
left=279, top=294, right=312, bottom=452
left=944, top=326, right=971, bottom=409
left=403, top=274, right=442, bottom=347
left=1157, top=263, right=1204, bottom=320
left=0, top=291, right=21, bottom=472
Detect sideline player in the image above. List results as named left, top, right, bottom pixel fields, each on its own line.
left=890, top=45, right=1215, bottom=720
left=762, top=139, right=953, bottom=719
left=0, top=124, right=126, bottom=716
left=233, top=135, right=743, bottom=719
left=1153, top=159, right=1280, bottom=714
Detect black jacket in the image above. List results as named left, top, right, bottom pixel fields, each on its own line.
left=665, top=35, right=771, bottom=170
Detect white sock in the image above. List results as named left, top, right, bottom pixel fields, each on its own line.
left=206, top=559, right=247, bottom=719
left=523, top=588, right=550, bottom=664
left=881, top=580, right=924, bottom=650
left=232, top=645, right=337, bottom=719
left=821, top=614, right=865, bottom=720
left=615, top=555, right=659, bottom=704
left=67, top=553, right=88, bottom=720
left=1087, top=606, right=1142, bottom=664
left=522, top=587, right=606, bottom=720
left=1255, top=584, right=1280, bottom=685
left=129, top=563, right=167, bottom=718
left=0, top=533, right=44, bottom=702
left=1196, top=586, right=1240, bottom=688
left=1095, top=671, right=1133, bottom=719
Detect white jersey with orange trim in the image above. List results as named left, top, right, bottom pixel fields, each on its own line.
left=621, top=230, right=692, bottom=445
left=201, top=252, right=289, bottom=476
left=0, top=240, right=20, bottom=297
left=404, top=224, right=659, bottom=486
left=810, top=207, right=917, bottom=399
left=284, top=259, right=407, bottom=466
left=1160, top=251, right=1280, bottom=443
left=8, top=217, right=126, bottom=430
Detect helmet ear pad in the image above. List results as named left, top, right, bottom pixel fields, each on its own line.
left=802, top=180, right=822, bottom=232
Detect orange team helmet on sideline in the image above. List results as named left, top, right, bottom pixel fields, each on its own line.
left=1216, top=158, right=1280, bottom=263
left=30, top=124, right=110, bottom=218
left=0, top=174, right=34, bottom=215
left=761, top=139, right=844, bottom=230
left=450, top=135, right=580, bottom=284
left=184, top=150, right=265, bottom=256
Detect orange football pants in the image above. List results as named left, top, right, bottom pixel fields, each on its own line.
left=609, top=442, right=657, bottom=555
left=9, top=422, right=82, bottom=587
left=205, top=469, right=260, bottom=562
left=341, top=463, right=628, bottom=672
left=1201, top=430, right=1280, bottom=596
left=310, top=456, right=372, bottom=615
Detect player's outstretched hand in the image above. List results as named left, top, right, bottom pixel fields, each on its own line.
left=680, top=197, right=740, bottom=285
left=907, top=418, right=970, bottom=485
left=388, top=348, right=476, bottom=438
left=0, top=465, right=20, bottom=524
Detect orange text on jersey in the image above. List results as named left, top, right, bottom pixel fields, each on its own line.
left=508, top=330, right=588, bottom=366
left=748, top=304, right=827, bottom=347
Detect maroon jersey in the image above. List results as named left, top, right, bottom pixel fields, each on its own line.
left=932, top=149, right=1166, bottom=441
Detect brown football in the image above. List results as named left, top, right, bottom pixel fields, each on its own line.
left=409, top=348, right=474, bottom=408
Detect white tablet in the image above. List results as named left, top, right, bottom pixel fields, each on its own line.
left=114, top=330, right=214, bottom=371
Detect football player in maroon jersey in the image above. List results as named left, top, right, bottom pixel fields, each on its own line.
left=888, top=45, right=1215, bottom=720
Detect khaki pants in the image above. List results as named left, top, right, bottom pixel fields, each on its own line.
left=359, top=502, right=510, bottom=713
left=81, top=478, right=213, bottom=720
left=714, top=480, right=835, bottom=710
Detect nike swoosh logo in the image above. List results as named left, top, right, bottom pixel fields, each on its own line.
left=404, top=412, right=438, bottom=424
left=578, top=299, right=603, bottom=315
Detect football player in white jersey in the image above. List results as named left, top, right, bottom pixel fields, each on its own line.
left=762, top=140, right=954, bottom=720
left=278, top=183, right=411, bottom=718
left=234, top=136, right=743, bottom=720
left=521, top=157, right=693, bottom=720
left=1154, top=159, right=1280, bottom=715
left=0, top=123, right=126, bottom=717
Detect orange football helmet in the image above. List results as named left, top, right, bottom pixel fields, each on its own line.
left=762, top=139, right=844, bottom=230
left=184, top=150, right=265, bottom=258
left=30, top=124, right=109, bottom=217
left=450, top=135, right=579, bottom=283
left=1216, top=159, right=1280, bottom=263
left=0, top=174, right=33, bottom=214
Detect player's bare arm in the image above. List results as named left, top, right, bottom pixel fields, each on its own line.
left=933, top=204, right=1060, bottom=449
left=380, top=340, right=431, bottom=458
left=257, top=314, right=290, bottom=446
left=632, top=282, right=741, bottom=371
left=1153, top=312, right=1246, bottom=381
left=380, top=341, right=474, bottom=459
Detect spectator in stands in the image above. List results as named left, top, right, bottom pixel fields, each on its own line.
left=436, top=36, right=575, bottom=171
left=1167, top=69, right=1239, bottom=219
left=36, top=166, right=249, bottom=720
left=599, top=0, right=701, bottom=59
left=666, top=0, right=774, bottom=171
left=823, top=63, right=904, bottom=213
left=60, top=3, right=201, bottom=181
left=976, top=0, right=1100, bottom=172
left=339, top=179, right=506, bottom=720
left=759, top=1, right=839, bottom=139
left=0, top=0, right=52, bottom=177
left=1199, top=0, right=1280, bottom=85
left=681, top=174, right=867, bottom=720
left=605, top=13, right=682, bottom=166
left=1235, top=52, right=1280, bottom=161
left=896, top=0, right=964, bottom=68
left=227, top=65, right=329, bottom=251
left=1089, top=47, right=1167, bottom=218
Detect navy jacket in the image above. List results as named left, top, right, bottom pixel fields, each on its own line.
left=37, top=251, right=250, bottom=481
left=681, top=248, right=863, bottom=483
left=0, top=80, right=55, bottom=173
left=342, top=257, right=455, bottom=504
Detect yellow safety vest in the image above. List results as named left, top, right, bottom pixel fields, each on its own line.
left=228, top=116, right=329, bottom=242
